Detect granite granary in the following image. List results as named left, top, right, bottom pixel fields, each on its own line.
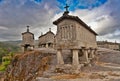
left=53, top=4, right=97, bottom=66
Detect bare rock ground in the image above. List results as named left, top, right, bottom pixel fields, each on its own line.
left=36, top=48, right=120, bottom=81
left=97, top=48, right=120, bottom=64
left=3, top=47, right=120, bottom=81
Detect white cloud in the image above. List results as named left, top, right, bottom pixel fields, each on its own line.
left=69, top=0, right=120, bottom=42
left=0, top=26, right=8, bottom=30
left=0, top=0, right=59, bottom=41
left=0, top=0, right=120, bottom=43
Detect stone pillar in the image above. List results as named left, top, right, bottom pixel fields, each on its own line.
left=90, top=48, right=95, bottom=58
left=31, top=46, right=34, bottom=50
left=87, top=49, right=91, bottom=58
left=46, top=43, right=48, bottom=48
left=21, top=47, right=25, bottom=52
left=82, top=48, right=89, bottom=63
left=24, top=46, right=27, bottom=51
left=57, top=49, right=64, bottom=65
left=72, top=49, right=79, bottom=65
left=94, top=48, right=97, bottom=55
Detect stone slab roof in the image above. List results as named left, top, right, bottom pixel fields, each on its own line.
left=39, top=30, right=55, bottom=38
left=53, top=14, right=98, bottom=35
left=22, top=31, right=34, bottom=35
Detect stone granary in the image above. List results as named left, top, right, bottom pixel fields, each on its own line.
left=21, top=26, right=34, bottom=52
left=53, top=4, right=97, bottom=65
left=97, top=41, right=119, bottom=50
left=38, top=28, right=55, bottom=48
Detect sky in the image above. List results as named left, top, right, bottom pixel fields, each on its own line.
left=0, top=0, right=120, bottom=42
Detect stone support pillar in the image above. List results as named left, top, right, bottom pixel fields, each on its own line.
left=87, top=49, right=91, bottom=58
left=90, top=48, right=95, bottom=59
left=53, top=44, right=54, bottom=48
left=21, top=47, right=25, bottom=53
left=82, top=48, right=89, bottom=63
left=31, top=46, right=34, bottom=50
left=57, top=49, right=64, bottom=65
left=24, top=46, right=27, bottom=51
left=46, top=43, right=48, bottom=48
left=94, top=48, right=97, bottom=55
left=72, top=49, right=79, bottom=65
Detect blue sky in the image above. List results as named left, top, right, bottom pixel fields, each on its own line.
left=0, top=0, right=120, bottom=42
left=57, top=0, right=107, bottom=10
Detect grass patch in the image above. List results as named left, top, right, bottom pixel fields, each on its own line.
left=0, top=60, right=11, bottom=71
left=0, top=65, right=6, bottom=71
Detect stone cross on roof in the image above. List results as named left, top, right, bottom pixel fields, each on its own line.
left=49, top=28, right=51, bottom=31
left=63, top=4, right=69, bottom=15
left=27, top=25, right=29, bottom=32
left=64, top=4, right=69, bottom=12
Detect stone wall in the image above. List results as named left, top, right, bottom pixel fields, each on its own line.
left=97, top=41, right=119, bottom=50
left=22, top=33, right=34, bottom=46
left=76, top=21, right=97, bottom=48
left=55, top=19, right=97, bottom=49
left=38, top=31, right=55, bottom=48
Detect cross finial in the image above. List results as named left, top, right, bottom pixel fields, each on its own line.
left=41, top=32, right=43, bottom=35
left=64, top=4, right=69, bottom=12
left=27, top=25, right=29, bottom=32
left=49, top=28, right=51, bottom=31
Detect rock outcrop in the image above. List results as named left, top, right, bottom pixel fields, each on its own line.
left=4, top=50, right=55, bottom=81
left=4, top=48, right=120, bottom=81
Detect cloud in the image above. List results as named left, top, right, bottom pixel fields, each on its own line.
left=0, top=0, right=59, bottom=41
left=91, top=0, right=120, bottom=42
left=0, top=0, right=120, bottom=43
left=69, top=0, right=120, bottom=42
left=0, top=26, right=8, bottom=30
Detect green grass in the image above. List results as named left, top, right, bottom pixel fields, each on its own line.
left=0, top=61, right=11, bottom=71
left=3, top=61, right=11, bottom=67
left=0, top=65, right=6, bottom=71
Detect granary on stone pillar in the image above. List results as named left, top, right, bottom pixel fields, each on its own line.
left=53, top=4, right=98, bottom=65
left=38, top=28, right=55, bottom=48
left=21, top=26, right=34, bottom=52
